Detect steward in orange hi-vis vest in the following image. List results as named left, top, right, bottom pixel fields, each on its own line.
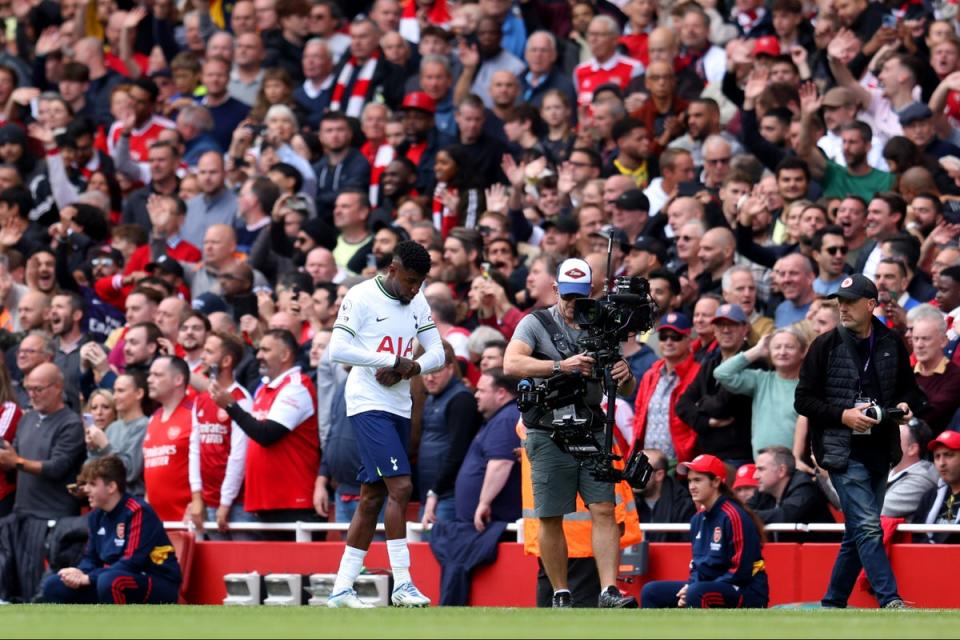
left=517, top=420, right=641, bottom=558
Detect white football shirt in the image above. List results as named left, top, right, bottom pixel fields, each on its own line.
left=330, top=276, right=442, bottom=418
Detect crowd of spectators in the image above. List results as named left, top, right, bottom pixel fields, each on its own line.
left=0, top=0, right=958, bottom=604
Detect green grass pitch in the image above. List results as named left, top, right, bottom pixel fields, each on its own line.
left=3, top=606, right=960, bottom=638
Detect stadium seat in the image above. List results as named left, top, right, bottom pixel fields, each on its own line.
left=168, top=530, right=195, bottom=604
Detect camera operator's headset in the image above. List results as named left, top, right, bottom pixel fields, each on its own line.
left=522, top=309, right=604, bottom=429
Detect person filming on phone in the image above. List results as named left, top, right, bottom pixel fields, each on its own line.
left=795, top=273, right=926, bottom=609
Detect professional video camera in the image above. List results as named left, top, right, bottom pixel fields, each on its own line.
left=518, top=229, right=658, bottom=488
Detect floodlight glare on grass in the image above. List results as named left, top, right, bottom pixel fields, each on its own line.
left=223, top=572, right=262, bottom=606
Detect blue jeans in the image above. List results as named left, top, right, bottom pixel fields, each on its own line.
left=334, top=487, right=385, bottom=525
left=418, top=496, right=456, bottom=524
left=204, top=503, right=260, bottom=541
left=823, top=458, right=900, bottom=607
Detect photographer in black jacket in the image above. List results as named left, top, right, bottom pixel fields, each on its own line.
left=795, top=274, right=926, bottom=610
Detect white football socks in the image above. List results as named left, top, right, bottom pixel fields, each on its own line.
left=386, top=538, right=412, bottom=586
left=332, top=545, right=367, bottom=594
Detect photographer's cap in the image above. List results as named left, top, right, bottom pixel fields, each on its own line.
left=679, top=454, right=728, bottom=480
left=733, top=463, right=759, bottom=489
left=556, top=258, right=592, bottom=297
left=657, top=312, right=692, bottom=335
left=928, top=430, right=960, bottom=452
left=827, top=273, right=878, bottom=301
left=712, top=303, right=748, bottom=325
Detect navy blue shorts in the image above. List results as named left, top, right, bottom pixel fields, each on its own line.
left=350, top=410, right=412, bottom=485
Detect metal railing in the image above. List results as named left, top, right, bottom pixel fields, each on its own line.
left=162, top=520, right=960, bottom=543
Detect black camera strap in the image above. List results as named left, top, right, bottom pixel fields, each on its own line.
left=531, top=309, right=576, bottom=360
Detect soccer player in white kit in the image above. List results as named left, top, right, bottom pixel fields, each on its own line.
left=327, top=241, right=446, bottom=607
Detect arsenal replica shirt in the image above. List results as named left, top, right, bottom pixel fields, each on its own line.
left=331, top=275, right=443, bottom=419
left=143, top=400, right=193, bottom=522
left=189, top=383, right=253, bottom=508
left=573, top=53, right=643, bottom=106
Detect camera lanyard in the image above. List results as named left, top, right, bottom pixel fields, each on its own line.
left=838, top=326, right=876, bottom=398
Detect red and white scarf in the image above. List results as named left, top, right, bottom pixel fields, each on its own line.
left=330, top=52, right=379, bottom=118
left=433, top=183, right=458, bottom=240
left=369, top=142, right=395, bottom=206
left=399, top=0, right=451, bottom=43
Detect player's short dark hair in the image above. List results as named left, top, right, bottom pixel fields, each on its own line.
left=264, top=328, right=299, bottom=360
left=394, top=240, right=432, bottom=276
left=483, top=367, right=519, bottom=395
left=82, top=454, right=127, bottom=494
left=648, top=267, right=681, bottom=295
left=811, top=225, right=845, bottom=252
left=210, top=330, right=245, bottom=371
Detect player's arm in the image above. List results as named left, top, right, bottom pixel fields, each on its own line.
left=327, top=292, right=397, bottom=369
left=414, top=314, right=445, bottom=375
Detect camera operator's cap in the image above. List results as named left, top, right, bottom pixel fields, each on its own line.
left=145, top=254, right=185, bottom=280
left=712, top=303, right=748, bottom=325
left=679, top=454, right=728, bottom=480
left=615, top=189, right=650, bottom=213
left=822, top=87, right=858, bottom=109
left=733, top=463, right=759, bottom=489
left=542, top=216, right=579, bottom=234
left=899, top=102, right=934, bottom=126
left=928, top=430, right=960, bottom=452
left=556, top=258, right=593, bottom=297
left=657, top=312, right=692, bottom=335
left=400, top=91, right=436, bottom=114
left=827, top=273, right=879, bottom=302
left=753, top=36, right=781, bottom=58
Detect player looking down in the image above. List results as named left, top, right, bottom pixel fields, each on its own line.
left=326, top=241, right=446, bottom=608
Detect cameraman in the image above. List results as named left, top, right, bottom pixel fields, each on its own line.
left=503, top=258, right=637, bottom=609
left=795, top=274, right=926, bottom=610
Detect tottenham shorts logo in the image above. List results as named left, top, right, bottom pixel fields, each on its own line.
left=564, top=268, right=586, bottom=279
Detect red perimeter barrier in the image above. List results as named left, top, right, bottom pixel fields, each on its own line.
left=182, top=541, right=960, bottom=607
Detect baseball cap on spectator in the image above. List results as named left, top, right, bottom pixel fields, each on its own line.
left=733, top=463, right=759, bottom=489
left=899, top=103, right=934, bottom=126
left=0, top=124, right=26, bottom=146
left=89, top=244, right=124, bottom=268
left=712, top=302, right=748, bottom=324
left=679, top=454, right=728, bottom=479
left=399, top=91, right=436, bottom=114
left=928, top=430, right=960, bottom=452
left=542, top=216, right=579, bottom=234
left=556, top=258, right=592, bottom=297
left=822, top=87, right=858, bottom=109
left=657, top=311, right=692, bottom=335
left=754, top=36, right=780, bottom=57
left=616, top=189, right=650, bottom=213
left=827, top=274, right=878, bottom=301
left=146, top=255, right=185, bottom=280
left=631, top=236, right=667, bottom=265
left=590, top=225, right=630, bottom=250
left=192, top=293, right=228, bottom=314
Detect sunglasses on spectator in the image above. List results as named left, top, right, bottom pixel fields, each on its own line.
left=91, top=258, right=114, bottom=267
left=560, top=293, right=583, bottom=301
left=658, top=332, right=686, bottom=342
left=824, top=246, right=848, bottom=256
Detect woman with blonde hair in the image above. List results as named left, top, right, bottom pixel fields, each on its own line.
left=714, top=327, right=808, bottom=458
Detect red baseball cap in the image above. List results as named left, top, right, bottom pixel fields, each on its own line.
left=733, top=463, right=759, bottom=489
left=679, top=454, right=728, bottom=480
left=754, top=36, right=781, bottom=57
left=400, top=91, right=436, bottom=114
left=928, top=430, right=960, bottom=452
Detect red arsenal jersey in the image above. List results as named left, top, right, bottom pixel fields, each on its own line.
left=143, top=399, right=193, bottom=521
left=573, top=53, right=643, bottom=106
left=106, top=114, right=175, bottom=167
left=245, top=368, right=319, bottom=512
left=191, top=384, right=252, bottom=507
